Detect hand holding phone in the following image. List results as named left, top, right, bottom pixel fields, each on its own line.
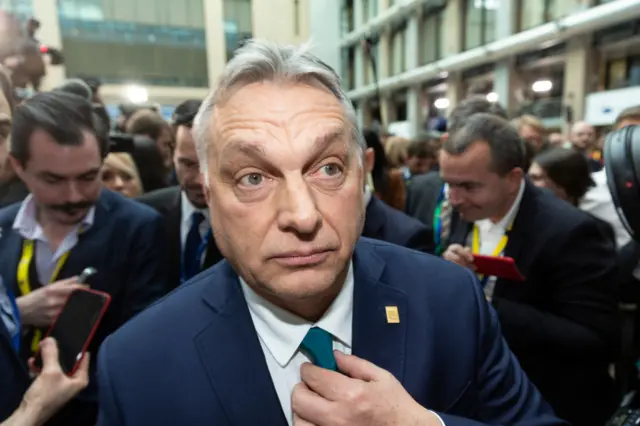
left=33, top=288, right=111, bottom=375
left=472, top=255, right=525, bottom=281
left=16, top=278, right=88, bottom=328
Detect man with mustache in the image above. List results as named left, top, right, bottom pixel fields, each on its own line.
left=97, top=40, right=563, bottom=426
left=138, top=99, right=224, bottom=291
left=0, top=91, right=168, bottom=426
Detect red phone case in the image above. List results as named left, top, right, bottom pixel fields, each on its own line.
left=472, top=255, right=525, bottom=281
left=33, top=288, right=111, bottom=376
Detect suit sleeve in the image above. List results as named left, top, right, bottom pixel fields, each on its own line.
left=437, top=271, right=566, bottom=426
left=492, top=218, right=619, bottom=358
left=121, top=212, right=169, bottom=321
left=97, top=337, right=124, bottom=426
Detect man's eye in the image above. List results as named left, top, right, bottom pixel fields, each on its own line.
left=239, top=173, right=264, bottom=187
left=320, top=163, right=343, bottom=177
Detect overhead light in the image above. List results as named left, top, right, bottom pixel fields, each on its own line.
left=123, top=85, right=148, bottom=104
left=474, top=0, right=499, bottom=10
left=434, top=97, right=450, bottom=110
left=532, top=80, right=553, bottom=93
left=486, top=92, right=499, bottom=103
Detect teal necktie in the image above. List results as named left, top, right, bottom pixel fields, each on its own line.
left=300, top=327, right=337, bottom=371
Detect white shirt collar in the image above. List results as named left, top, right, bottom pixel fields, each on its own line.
left=12, top=194, right=95, bottom=241
left=476, top=179, right=526, bottom=231
left=364, top=185, right=373, bottom=206
left=180, top=190, right=209, bottom=224
left=240, top=261, right=354, bottom=368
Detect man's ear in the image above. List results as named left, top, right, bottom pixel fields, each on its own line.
left=364, top=148, right=375, bottom=174
left=507, top=167, right=525, bottom=187
left=8, top=155, right=24, bottom=180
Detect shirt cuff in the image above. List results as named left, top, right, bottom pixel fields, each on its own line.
left=430, top=410, right=446, bottom=426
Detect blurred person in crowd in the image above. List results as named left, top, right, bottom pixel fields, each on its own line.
left=0, top=12, right=45, bottom=93
left=384, top=135, right=409, bottom=168
left=513, top=115, right=547, bottom=152
left=405, top=137, right=439, bottom=178
left=130, top=135, right=171, bottom=193
left=547, top=132, right=567, bottom=147
left=97, top=40, right=562, bottom=426
left=405, top=96, right=508, bottom=254
left=570, top=121, right=602, bottom=172
left=138, top=99, right=223, bottom=290
left=0, top=92, right=168, bottom=426
left=359, top=130, right=432, bottom=252
left=529, top=147, right=595, bottom=207
left=126, top=108, right=174, bottom=172
left=362, top=129, right=407, bottom=211
left=101, top=153, right=143, bottom=198
left=0, top=64, right=29, bottom=208
left=441, top=114, right=618, bottom=426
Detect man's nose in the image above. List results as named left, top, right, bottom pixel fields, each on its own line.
left=277, top=179, right=321, bottom=235
left=67, top=180, right=84, bottom=202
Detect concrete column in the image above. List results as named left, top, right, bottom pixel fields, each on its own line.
left=378, top=30, right=391, bottom=79
left=407, top=85, right=422, bottom=137
left=381, top=96, right=394, bottom=127
left=442, top=0, right=462, bottom=57
left=356, top=101, right=365, bottom=129
left=563, top=36, right=595, bottom=125
left=493, top=0, right=517, bottom=113
left=354, top=0, right=365, bottom=27
left=355, top=45, right=365, bottom=89
left=31, top=0, right=65, bottom=90
left=405, top=16, right=419, bottom=71
left=204, top=0, right=227, bottom=88
left=308, top=0, right=342, bottom=74
left=446, top=72, right=463, bottom=111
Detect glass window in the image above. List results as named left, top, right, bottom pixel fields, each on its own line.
left=342, top=0, right=354, bottom=33
left=606, top=58, right=627, bottom=90
left=519, top=0, right=545, bottom=30
left=629, top=56, right=640, bottom=87
left=420, top=12, right=443, bottom=65
left=390, top=23, right=406, bottom=76
left=341, top=47, right=356, bottom=90
left=464, top=0, right=497, bottom=50
left=58, top=0, right=208, bottom=87
left=548, top=0, right=587, bottom=20
left=0, top=0, right=33, bottom=19
left=363, top=0, right=377, bottom=22
left=223, top=0, right=252, bottom=61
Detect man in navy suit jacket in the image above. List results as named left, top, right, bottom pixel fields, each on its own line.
left=98, top=40, right=564, bottom=426
left=0, top=91, right=168, bottom=426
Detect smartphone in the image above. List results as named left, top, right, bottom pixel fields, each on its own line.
left=472, top=255, right=526, bottom=282
left=34, top=288, right=111, bottom=375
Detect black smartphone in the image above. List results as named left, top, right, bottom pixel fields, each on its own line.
left=34, top=288, right=111, bottom=375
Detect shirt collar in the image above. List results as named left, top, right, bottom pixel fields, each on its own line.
left=181, top=190, right=209, bottom=224
left=476, top=179, right=526, bottom=231
left=240, top=261, right=354, bottom=368
left=12, top=194, right=95, bottom=241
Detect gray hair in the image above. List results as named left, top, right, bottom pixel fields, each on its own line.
left=193, top=39, right=365, bottom=182
left=443, top=113, right=526, bottom=175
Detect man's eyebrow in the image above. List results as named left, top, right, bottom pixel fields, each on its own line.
left=220, top=128, right=348, bottom=161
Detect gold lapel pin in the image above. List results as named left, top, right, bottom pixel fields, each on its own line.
left=385, top=306, right=400, bottom=324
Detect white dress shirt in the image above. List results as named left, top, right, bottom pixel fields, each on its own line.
left=180, top=191, right=210, bottom=253
left=580, top=170, right=632, bottom=249
left=12, top=194, right=95, bottom=284
left=468, top=180, right=525, bottom=299
left=240, top=262, right=445, bottom=426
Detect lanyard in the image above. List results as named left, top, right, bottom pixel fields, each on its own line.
left=432, top=185, right=446, bottom=256
left=17, top=239, right=71, bottom=353
left=471, top=222, right=513, bottom=287
left=180, top=229, right=212, bottom=283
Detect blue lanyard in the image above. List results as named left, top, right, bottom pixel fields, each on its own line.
left=180, top=229, right=212, bottom=284
left=432, top=185, right=446, bottom=255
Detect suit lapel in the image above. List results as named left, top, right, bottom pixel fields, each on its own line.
left=447, top=211, right=472, bottom=248
left=351, top=241, right=408, bottom=382
left=195, top=262, right=287, bottom=426
left=0, top=229, right=22, bottom=294
left=166, top=191, right=182, bottom=287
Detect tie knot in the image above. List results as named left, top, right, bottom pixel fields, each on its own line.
left=300, top=327, right=337, bottom=371
left=191, top=212, right=205, bottom=227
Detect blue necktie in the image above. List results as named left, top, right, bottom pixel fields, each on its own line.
left=300, top=327, right=337, bottom=371
left=183, top=212, right=205, bottom=280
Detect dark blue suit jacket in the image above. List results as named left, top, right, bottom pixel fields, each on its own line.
left=0, top=320, right=29, bottom=421
left=97, top=238, right=564, bottom=426
left=0, top=189, right=168, bottom=424
left=363, top=196, right=433, bottom=253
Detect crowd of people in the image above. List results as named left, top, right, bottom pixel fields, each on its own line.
left=0, top=37, right=638, bottom=426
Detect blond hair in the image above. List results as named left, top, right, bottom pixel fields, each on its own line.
left=385, top=136, right=410, bottom=168
left=102, top=153, right=143, bottom=196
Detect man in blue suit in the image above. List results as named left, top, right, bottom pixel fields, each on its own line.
left=0, top=91, right=168, bottom=425
left=98, top=40, right=564, bottom=426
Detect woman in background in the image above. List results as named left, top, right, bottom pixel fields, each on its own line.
left=101, top=152, right=143, bottom=198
